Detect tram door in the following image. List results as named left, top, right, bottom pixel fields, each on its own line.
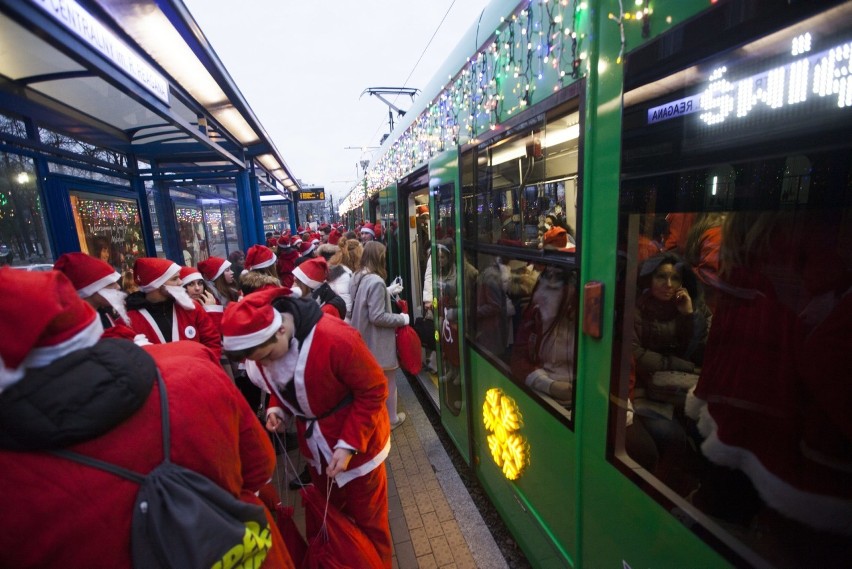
left=397, top=169, right=439, bottom=408
left=429, top=150, right=470, bottom=462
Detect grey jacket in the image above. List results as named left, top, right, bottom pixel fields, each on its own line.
left=350, top=271, right=406, bottom=370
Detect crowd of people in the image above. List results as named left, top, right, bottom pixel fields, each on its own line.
left=0, top=220, right=409, bottom=568
left=624, top=210, right=851, bottom=566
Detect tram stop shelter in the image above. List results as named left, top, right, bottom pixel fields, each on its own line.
left=0, top=0, right=298, bottom=272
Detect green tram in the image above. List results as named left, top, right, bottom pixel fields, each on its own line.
left=342, top=1, right=851, bottom=566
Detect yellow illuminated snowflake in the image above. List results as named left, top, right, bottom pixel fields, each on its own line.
left=482, top=388, right=529, bottom=480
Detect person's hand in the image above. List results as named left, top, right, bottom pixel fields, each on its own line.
left=387, top=281, right=403, bottom=296
left=674, top=287, right=693, bottom=315
left=326, top=448, right=354, bottom=478
left=200, top=290, right=217, bottom=306
left=265, top=412, right=285, bottom=433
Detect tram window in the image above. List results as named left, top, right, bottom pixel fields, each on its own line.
left=610, top=5, right=852, bottom=565
left=460, top=102, right=581, bottom=424
left=175, top=205, right=209, bottom=266
left=466, top=109, right=579, bottom=252
left=466, top=251, right=577, bottom=422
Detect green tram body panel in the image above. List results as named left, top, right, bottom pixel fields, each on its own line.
left=343, top=0, right=851, bottom=566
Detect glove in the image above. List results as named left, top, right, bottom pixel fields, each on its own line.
left=387, top=281, right=403, bottom=296
left=401, top=313, right=410, bottom=326
left=133, top=334, right=152, bottom=347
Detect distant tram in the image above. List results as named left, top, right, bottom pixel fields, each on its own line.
left=342, top=0, right=852, bottom=567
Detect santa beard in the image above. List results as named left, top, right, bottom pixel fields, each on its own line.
left=164, top=284, right=197, bottom=310
left=98, top=287, right=130, bottom=324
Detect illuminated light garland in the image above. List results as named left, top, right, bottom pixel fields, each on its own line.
left=341, top=0, right=589, bottom=215
left=482, top=388, right=530, bottom=481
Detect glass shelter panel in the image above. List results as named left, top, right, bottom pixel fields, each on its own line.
left=610, top=5, right=852, bottom=566
left=462, top=101, right=581, bottom=424
left=0, top=154, right=52, bottom=267
left=175, top=205, right=208, bottom=266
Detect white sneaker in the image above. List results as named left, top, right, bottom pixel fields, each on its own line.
left=391, top=412, right=407, bottom=430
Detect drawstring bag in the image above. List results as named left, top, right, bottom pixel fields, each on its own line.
left=393, top=296, right=423, bottom=375
left=266, top=432, right=309, bottom=567
left=301, top=481, right=384, bottom=569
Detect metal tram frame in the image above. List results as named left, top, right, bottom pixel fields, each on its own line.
left=342, top=1, right=852, bottom=567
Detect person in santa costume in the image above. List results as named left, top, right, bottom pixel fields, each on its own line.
left=180, top=265, right=223, bottom=330
left=53, top=252, right=135, bottom=337
left=126, top=257, right=221, bottom=360
left=275, top=236, right=299, bottom=289
left=244, top=244, right=281, bottom=283
left=359, top=222, right=376, bottom=242
left=221, top=288, right=393, bottom=569
left=293, top=257, right=346, bottom=319
left=0, top=268, right=294, bottom=569
left=199, top=256, right=240, bottom=307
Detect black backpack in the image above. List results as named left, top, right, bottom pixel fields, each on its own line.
left=52, top=374, right=273, bottom=569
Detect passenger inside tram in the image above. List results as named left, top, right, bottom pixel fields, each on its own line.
left=510, top=265, right=577, bottom=413
left=631, top=252, right=710, bottom=495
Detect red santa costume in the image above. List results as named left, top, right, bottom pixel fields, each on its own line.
left=293, top=256, right=346, bottom=319
left=53, top=252, right=138, bottom=340
left=0, top=269, right=293, bottom=569
left=276, top=236, right=299, bottom=289
left=222, top=289, right=392, bottom=568
left=126, top=258, right=221, bottom=360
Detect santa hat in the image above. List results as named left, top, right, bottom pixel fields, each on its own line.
left=374, top=223, right=383, bottom=240
left=290, top=236, right=303, bottom=248
left=327, top=229, right=342, bottom=246
left=416, top=205, right=429, bottom=218
left=277, top=234, right=292, bottom=248
left=298, top=241, right=316, bottom=257
left=221, top=287, right=291, bottom=351
left=134, top=258, right=180, bottom=293
left=53, top=252, right=120, bottom=299
left=244, top=245, right=276, bottom=270
left=179, top=265, right=203, bottom=286
left=292, top=257, right=328, bottom=290
left=0, top=269, right=102, bottom=391
left=360, top=222, right=375, bottom=237
left=198, top=257, right=231, bottom=282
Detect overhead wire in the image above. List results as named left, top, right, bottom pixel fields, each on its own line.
left=363, top=0, right=457, bottom=151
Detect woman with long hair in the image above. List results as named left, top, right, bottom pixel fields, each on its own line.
left=350, top=241, right=408, bottom=429
left=328, top=237, right=363, bottom=321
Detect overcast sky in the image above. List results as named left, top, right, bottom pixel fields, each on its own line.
left=182, top=0, right=492, bottom=202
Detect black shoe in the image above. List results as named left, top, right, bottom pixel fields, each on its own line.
left=288, top=466, right=312, bottom=490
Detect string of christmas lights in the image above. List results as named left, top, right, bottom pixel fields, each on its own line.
left=342, top=0, right=590, bottom=214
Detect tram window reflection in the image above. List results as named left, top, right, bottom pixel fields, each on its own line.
left=468, top=251, right=577, bottom=421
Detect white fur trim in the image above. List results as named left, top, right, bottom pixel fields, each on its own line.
left=336, top=438, right=391, bottom=487
left=203, top=304, right=224, bottom=313
left=684, top=385, right=703, bottom=420
left=211, top=260, right=231, bottom=282
left=292, top=266, right=322, bottom=290
left=299, top=244, right=316, bottom=258
left=0, top=316, right=103, bottom=393
left=137, top=309, right=167, bottom=344
left=139, top=263, right=180, bottom=293
left=698, top=406, right=852, bottom=534
left=77, top=272, right=120, bottom=298
left=222, top=310, right=282, bottom=351
left=180, top=271, right=203, bottom=286
left=249, top=256, right=275, bottom=270
left=360, top=227, right=375, bottom=236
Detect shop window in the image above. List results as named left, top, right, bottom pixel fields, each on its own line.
left=0, top=155, right=52, bottom=267
left=69, top=191, right=146, bottom=274
left=221, top=203, right=242, bottom=256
